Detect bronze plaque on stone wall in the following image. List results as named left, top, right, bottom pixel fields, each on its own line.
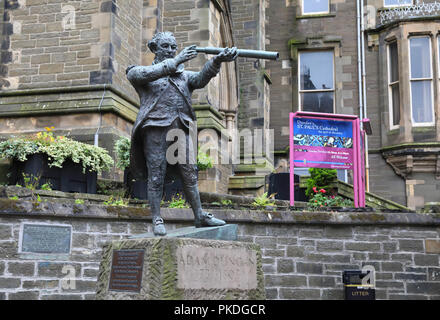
left=20, top=223, right=72, bottom=254
left=109, top=249, right=144, bottom=292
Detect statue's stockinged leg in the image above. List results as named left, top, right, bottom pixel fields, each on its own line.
left=177, top=120, right=226, bottom=228
left=179, top=164, right=226, bottom=228
left=143, top=126, right=168, bottom=236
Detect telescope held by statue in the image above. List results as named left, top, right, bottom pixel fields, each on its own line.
left=195, top=47, right=279, bottom=61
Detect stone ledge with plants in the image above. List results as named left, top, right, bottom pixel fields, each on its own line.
left=0, top=131, right=419, bottom=214
left=0, top=192, right=437, bottom=226
left=0, top=127, right=114, bottom=175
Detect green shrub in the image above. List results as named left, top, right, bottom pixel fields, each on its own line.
left=168, top=194, right=190, bottom=208
left=221, top=199, right=233, bottom=206
left=103, top=196, right=128, bottom=207
left=197, top=148, right=214, bottom=171
left=40, top=182, right=52, bottom=191
left=252, top=192, right=275, bottom=209
left=305, top=168, right=337, bottom=198
left=114, top=136, right=131, bottom=170
left=22, top=173, right=40, bottom=191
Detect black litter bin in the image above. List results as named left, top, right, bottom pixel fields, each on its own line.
left=343, top=270, right=375, bottom=300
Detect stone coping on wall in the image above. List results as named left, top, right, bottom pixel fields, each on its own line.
left=0, top=85, right=140, bottom=109
left=0, top=198, right=438, bottom=227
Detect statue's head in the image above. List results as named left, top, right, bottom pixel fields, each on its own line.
left=148, top=32, right=177, bottom=62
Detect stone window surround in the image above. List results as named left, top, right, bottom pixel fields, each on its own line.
left=289, top=37, right=342, bottom=114
left=383, top=23, right=440, bottom=136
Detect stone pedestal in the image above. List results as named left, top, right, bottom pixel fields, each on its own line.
left=95, top=236, right=265, bottom=300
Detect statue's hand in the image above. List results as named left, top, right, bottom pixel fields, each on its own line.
left=175, top=45, right=198, bottom=65
left=214, top=47, right=238, bottom=64
left=126, top=65, right=136, bottom=75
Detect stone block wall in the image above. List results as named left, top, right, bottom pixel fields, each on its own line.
left=367, top=153, right=407, bottom=206
left=141, top=0, right=160, bottom=66
left=364, top=10, right=440, bottom=209
left=110, top=0, right=143, bottom=96
left=250, top=223, right=440, bottom=300
left=0, top=199, right=438, bottom=300
left=158, top=0, right=237, bottom=113
left=266, top=0, right=362, bottom=153
left=0, top=0, right=238, bottom=188
left=228, top=0, right=273, bottom=192
left=230, top=0, right=270, bottom=147
left=0, top=0, right=145, bottom=182
left=0, top=0, right=142, bottom=98
left=154, top=0, right=237, bottom=193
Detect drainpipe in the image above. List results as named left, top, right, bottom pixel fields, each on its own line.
left=356, top=0, right=365, bottom=190
left=357, top=0, right=364, bottom=123
left=94, top=84, right=107, bottom=147
left=360, top=0, right=370, bottom=191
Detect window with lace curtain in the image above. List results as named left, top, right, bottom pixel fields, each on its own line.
left=409, top=36, right=434, bottom=126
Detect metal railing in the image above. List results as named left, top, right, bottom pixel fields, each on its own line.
left=379, top=0, right=440, bottom=25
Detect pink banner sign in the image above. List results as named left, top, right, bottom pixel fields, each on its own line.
left=293, top=117, right=354, bottom=170
left=290, top=112, right=365, bottom=208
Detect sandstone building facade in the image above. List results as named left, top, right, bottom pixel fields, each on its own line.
left=0, top=0, right=439, bottom=209
left=263, top=0, right=440, bottom=209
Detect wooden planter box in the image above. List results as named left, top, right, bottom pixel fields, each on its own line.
left=267, top=172, right=307, bottom=202
left=124, top=169, right=147, bottom=200
left=123, top=169, right=184, bottom=201
left=9, top=153, right=97, bottom=194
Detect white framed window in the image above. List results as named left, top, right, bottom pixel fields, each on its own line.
left=387, top=41, right=400, bottom=129
left=298, top=50, right=335, bottom=113
left=302, top=0, right=330, bottom=15
left=384, top=0, right=412, bottom=7
left=409, top=36, right=435, bottom=126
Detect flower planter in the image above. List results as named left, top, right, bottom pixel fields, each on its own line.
left=9, top=153, right=97, bottom=194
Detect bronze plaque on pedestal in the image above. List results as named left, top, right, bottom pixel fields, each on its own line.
left=109, top=249, right=144, bottom=292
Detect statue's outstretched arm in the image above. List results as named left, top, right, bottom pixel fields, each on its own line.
left=187, top=59, right=221, bottom=90
left=126, top=59, right=178, bottom=86
left=188, top=47, right=238, bottom=90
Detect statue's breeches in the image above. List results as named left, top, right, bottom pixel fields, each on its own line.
left=141, top=118, right=198, bottom=191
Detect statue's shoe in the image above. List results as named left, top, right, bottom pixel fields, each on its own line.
left=195, top=212, right=226, bottom=228
left=153, top=217, right=167, bottom=236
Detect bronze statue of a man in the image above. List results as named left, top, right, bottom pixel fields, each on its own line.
left=126, top=32, right=238, bottom=236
